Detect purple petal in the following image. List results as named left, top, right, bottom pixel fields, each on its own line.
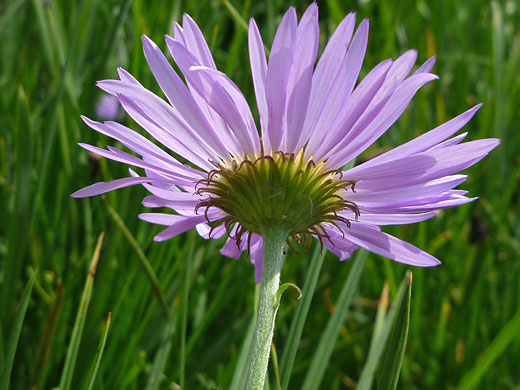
left=248, top=18, right=269, bottom=151
left=326, top=73, right=439, bottom=169
left=181, top=14, right=217, bottom=69
left=356, top=105, right=482, bottom=169
left=345, top=222, right=441, bottom=266
left=319, top=50, right=418, bottom=159
left=308, top=12, right=356, bottom=108
left=413, top=55, right=436, bottom=74
left=319, top=51, right=420, bottom=163
left=367, top=50, right=418, bottom=111
left=283, top=3, right=319, bottom=152
left=71, top=176, right=159, bottom=198
left=173, top=22, right=185, bottom=44
left=221, top=236, right=243, bottom=259
left=95, top=94, right=121, bottom=120
left=98, top=79, right=216, bottom=169
left=139, top=212, right=223, bottom=241
left=360, top=196, right=477, bottom=214
left=348, top=211, right=438, bottom=225
left=350, top=174, right=467, bottom=200
left=324, top=228, right=360, bottom=260
left=152, top=215, right=207, bottom=241
left=117, top=67, right=142, bottom=85
left=429, top=132, right=468, bottom=150
left=141, top=195, right=199, bottom=212
left=296, top=13, right=356, bottom=152
left=141, top=35, right=230, bottom=160
left=164, top=37, right=245, bottom=158
left=81, top=116, right=205, bottom=179
left=305, top=19, right=369, bottom=158
left=342, top=138, right=499, bottom=185
left=265, top=7, right=297, bottom=152
left=142, top=183, right=202, bottom=201
left=323, top=244, right=356, bottom=261
left=78, top=142, right=198, bottom=185
left=253, top=239, right=264, bottom=284
left=139, top=212, right=187, bottom=225
left=197, top=223, right=226, bottom=239
left=83, top=116, right=167, bottom=159
left=188, top=65, right=261, bottom=156
left=312, top=59, right=393, bottom=161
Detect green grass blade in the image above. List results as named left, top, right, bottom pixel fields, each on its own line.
left=1, top=86, right=33, bottom=321
left=145, top=312, right=176, bottom=390
left=30, top=0, right=58, bottom=76
left=378, top=272, right=412, bottom=390
left=271, top=342, right=281, bottom=390
left=98, top=0, right=131, bottom=68
left=458, top=308, right=520, bottom=389
left=358, top=272, right=409, bottom=390
left=0, top=0, right=25, bottom=35
left=229, top=314, right=257, bottom=390
left=222, top=0, right=270, bottom=55
left=0, top=321, right=3, bottom=378
left=179, top=233, right=195, bottom=389
left=103, top=196, right=171, bottom=317
left=222, top=0, right=248, bottom=33
left=280, top=245, right=325, bottom=390
left=186, top=263, right=236, bottom=355
left=230, top=284, right=260, bottom=390
left=491, top=1, right=505, bottom=162
left=372, top=283, right=390, bottom=348
left=59, top=233, right=104, bottom=390
left=87, top=312, right=112, bottom=390
left=0, top=272, right=35, bottom=389
left=357, top=282, right=390, bottom=390
left=301, top=250, right=367, bottom=390
left=30, top=279, right=65, bottom=390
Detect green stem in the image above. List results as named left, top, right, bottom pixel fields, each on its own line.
left=246, top=225, right=287, bottom=390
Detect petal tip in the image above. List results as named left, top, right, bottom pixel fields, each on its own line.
left=141, top=35, right=157, bottom=50
left=70, top=190, right=83, bottom=198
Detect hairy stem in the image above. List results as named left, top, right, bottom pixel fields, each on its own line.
left=246, top=225, right=287, bottom=390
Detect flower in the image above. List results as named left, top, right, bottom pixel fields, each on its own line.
left=95, top=93, right=122, bottom=120
left=72, top=5, right=498, bottom=282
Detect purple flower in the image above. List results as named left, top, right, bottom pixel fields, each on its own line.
left=73, top=5, right=498, bottom=282
left=95, top=93, right=122, bottom=120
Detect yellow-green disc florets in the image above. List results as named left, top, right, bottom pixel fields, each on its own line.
left=195, top=150, right=359, bottom=249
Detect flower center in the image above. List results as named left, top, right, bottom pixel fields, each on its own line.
left=195, top=150, right=359, bottom=247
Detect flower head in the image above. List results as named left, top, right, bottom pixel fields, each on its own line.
left=73, top=5, right=498, bottom=282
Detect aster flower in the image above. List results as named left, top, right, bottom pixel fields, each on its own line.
left=73, top=5, right=497, bottom=281
left=95, top=93, right=122, bottom=120
left=73, top=5, right=498, bottom=388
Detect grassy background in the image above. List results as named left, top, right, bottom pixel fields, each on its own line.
left=1, top=0, right=519, bottom=389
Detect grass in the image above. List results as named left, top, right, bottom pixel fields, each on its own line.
left=1, top=0, right=519, bottom=389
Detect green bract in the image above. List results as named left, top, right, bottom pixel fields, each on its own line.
left=196, top=151, right=359, bottom=247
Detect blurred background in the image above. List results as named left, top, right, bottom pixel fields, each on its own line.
left=1, top=0, right=519, bottom=389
